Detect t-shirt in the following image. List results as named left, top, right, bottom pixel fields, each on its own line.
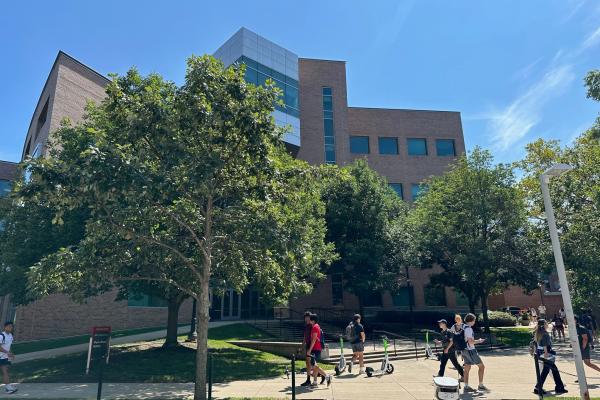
left=536, top=332, right=552, bottom=352
left=310, top=323, right=322, bottom=351
left=440, top=330, right=454, bottom=349
left=582, top=315, right=594, bottom=330
left=303, top=324, right=311, bottom=346
left=464, top=326, right=476, bottom=350
left=577, top=324, right=590, bottom=350
left=553, top=317, right=563, bottom=327
left=0, top=332, right=13, bottom=360
left=351, top=323, right=364, bottom=344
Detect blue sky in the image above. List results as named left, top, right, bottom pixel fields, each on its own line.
left=1, top=0, right=598, bottom=163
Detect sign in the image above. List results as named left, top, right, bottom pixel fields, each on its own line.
left=86, top=326, right=112, bottom=375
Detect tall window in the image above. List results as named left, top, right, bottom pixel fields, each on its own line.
left=407, top=138, right=427, bottom=156
left=411, top=183, right=428, bottom=201
left=331, top=273, right=344, bottom=305
left=35, top=98, right=49, bottom=140
left=388, top=183, right=403, bottom=199
left=0, top=180, right=11, bottom=198
left=322, top=87, right=336, bottom=164
left=392, top=287, right=413, bottom=307
left=350, top=136, right=370, bottom=154
left=378, top=137, right=399, bottom=155
left=436, top=139, right=456, bottom=156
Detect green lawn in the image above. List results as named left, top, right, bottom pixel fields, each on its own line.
left=13, top=324, right=187, bottom=354
left=491, top=326, right=533, bottom=347
left=12, top=323, right=301, bottom=384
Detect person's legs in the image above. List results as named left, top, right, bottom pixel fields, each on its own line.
left=549, top=363, right=565, bottom=390
left=477, top=362, right=485, bottom=385
left=358, top=351, right=364, bottom=371
left=1, top=365, right=8, bottom=385
left=584, top=359, right=600, bottom=373
left=449, top=352, right=464, bottom=377
left=463, top=364, right=471, bottom=386
left=537, top=362, right=550, bottom=389
left=438, top=352, right=449, bottom=376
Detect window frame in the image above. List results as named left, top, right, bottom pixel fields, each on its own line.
left=436, top=139, right=456, bottom=157
left=388, top=183, right=404, bottom=199
left=349, top=135, right=370, bottom=154
left=407, top=138, right=428, bottom=156
left=378, top=137, right=399, bottom=155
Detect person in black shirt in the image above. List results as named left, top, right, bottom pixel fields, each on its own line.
left=433, top=319, right=464, bottom=380
left=575, top=315, right=600, bottom=374
left=348, top=314, right=366, bottom=374
left=532, top=319, right=567, bottom=395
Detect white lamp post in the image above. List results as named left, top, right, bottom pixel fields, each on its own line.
left=540, top=163, right=589, bottom=400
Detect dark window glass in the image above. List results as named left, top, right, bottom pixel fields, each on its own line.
left=271, top=69, right=286, bottom=84
left=325, top=150, right=336, bottom=164
left=285, top=85, right=299, bottom=110
left=322, top=87, right=332, bottom=96
left=425, top=286, right=447, bottom=306
left=324, top=119, right=334, bottom=137
left=407, top=138, right=428, bottom=156
left=436, top=139, right=456, bottom=156
left=361, top=290, right=382, bottom=307
left=350, top=136, right=369, bottom=154
left=456, top=292, right=469, bottom=307
left=257, top=63, right=270, bottom=75
left=0, top=180, right=11, bottom=197
left=244, top=67, right=258, bottom=85
left=35, top=98, right=49, bottom=139
left=323, top=110, right=333, bottom=119
left=389, top=183, right=403, bottom=199
left=411, top=183, right=427, bottom=200
left=257, top=72, right=269, bottom=87
left=128, top=293, right=168, bottom=307
left=332, top=273, right=343, bottom=305
left=378, top=137, right=399, bottom=155
left=323, top=95, right=333, bottom=111
left=392, top=287, right=413, bottom=307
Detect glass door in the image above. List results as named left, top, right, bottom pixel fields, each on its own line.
left=221, top=289, right=241, bottom=320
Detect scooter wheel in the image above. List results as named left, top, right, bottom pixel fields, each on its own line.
left=386, top=363, right=394, bottom=374
left=335, top=366, right=341, bottom=376
left=366, top=367, right=374, bottom=377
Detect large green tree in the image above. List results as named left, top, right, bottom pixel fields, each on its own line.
left=410, top=148, right=538, bottom=331
left=322, top=160, right=411, bottom=306
left=19, top=56, right=334, bottom=400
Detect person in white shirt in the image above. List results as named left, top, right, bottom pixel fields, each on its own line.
left=538, top=304, right=547, bottom=320
left=462, top=313, right=487, bottom=394
left=0, top=322, right=17, bottom=394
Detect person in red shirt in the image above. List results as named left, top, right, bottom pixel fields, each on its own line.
left=306, top=314, right=331, bottom=387
left=300, top=311, right=325, bottom=387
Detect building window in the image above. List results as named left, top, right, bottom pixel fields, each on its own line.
left=407, top=138, right=428, bottom=156
left=322, top=87, right=336, bottom=164
left=388, top=183, right=403, bottom=199
left=424, top=286, right=447, bottom=307
left=331, top=273, right=343, bottom=305
left=361, top=290, right=383, bottom=307
left=378, top=137, right=399, bottom=155
left=0, top=180, right=11, bottom=198
left=350, top=136, right=369, bottom=154
left=392, top=287, right=413, bottom=307
left=127, top=293, right=168, bottom=308
left=455, top=292, right=469, bottom=307
left=436, top=139, right=456, bottom=156
left=35, top=98, right=49, bottom=140
left=411, top=183, right=427, bottom=200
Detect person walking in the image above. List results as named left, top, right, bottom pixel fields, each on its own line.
left=0, top=322, right=17, bottom=394
left=538, top=304, right=547, bottom=320
left=306, top=314, right=332, bottom=388
left=532, top=319, right=568, bottom=395
left=530, top=307, right=538, bottom=324
left=433, top=319, right=464, bottom=381
left=300, top=312, right=325, bottom=387
left=575, top=315, right=600, bottom=374
left=552, top=313, right=565, bottom=342
left=559, top=308, right=567, bottom=326
left=462, top=313, right=488, bottom=393
left=348, top=314, right=365, bottom=375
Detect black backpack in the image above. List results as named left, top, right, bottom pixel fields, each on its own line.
left=452, top=324, right=467, bottom=351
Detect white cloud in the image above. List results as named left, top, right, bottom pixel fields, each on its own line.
left=580, top=25, right=600, bottom=52
left=487, top=65, right=575, bottom=151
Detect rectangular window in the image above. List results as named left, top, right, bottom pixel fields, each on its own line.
left=436, top=139, right=456, bottom=156
left=411, top=183, right=427, bottom=201
left=322, top=87, right=336, bottom=164
left=127, top=293, right=168, bottom=308
left=331, top=273, right=343, bottom=305
left=35, top=98, right=49, bottom=139
left=378, top=137, right=399, bottom=155
left=407, top=138, right=428, bottom=156
left=389, top=183, right=403, bottom=199
left=424, top=286, right=446, bottom=307
left=350, top=136, right=370, bottom=154
left=0, top=180, right=11, bottom=198
left=392, top=287, right=414, bottom=307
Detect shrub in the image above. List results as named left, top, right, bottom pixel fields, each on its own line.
left=479, top=311, right=517, bottom=327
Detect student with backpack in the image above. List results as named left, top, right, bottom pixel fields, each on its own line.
left=0, top=322, right=17, bottom=394
left=306, top=314, right=332, bottom=388
left=450, top=314, right=467, bottom=357
left=461, top=313, right=488, bottom=394
left=531, top=319, right=568, bottom=395
left=347, top=314, right=365, bottom=375
left=433, top=319, right=464, bottom=381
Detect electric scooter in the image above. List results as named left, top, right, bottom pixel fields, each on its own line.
left=334, top=335, right=347, bottom=376
left=365, top=336, right=394, bottom=377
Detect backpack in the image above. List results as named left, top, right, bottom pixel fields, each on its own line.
left=319, top=328, right=326, bottom=349
left=452, top=324, right=467, bottom=351
left=345, top=322, right=355, bottom=342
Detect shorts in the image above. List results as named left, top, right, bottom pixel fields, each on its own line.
left=582, top=346, right=591, bottom=360
left=352, top=342, right=365, bottom=353
left=310, top=350, right=322, bottom=366
left=0, top=358, right=11, bottom=366
left=462, top=349, right=482, bottom=366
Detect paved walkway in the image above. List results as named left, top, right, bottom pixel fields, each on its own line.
left=13, top=321, right=237, bottom=364
left=5, top=346, right=600, bottom=399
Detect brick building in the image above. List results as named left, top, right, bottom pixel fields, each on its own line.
left=12, top=27, right=556, bottom=340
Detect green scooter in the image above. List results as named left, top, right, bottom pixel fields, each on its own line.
left=366, top=336, right=394, bottom=377
left=334, top=335, right=347, bottom=376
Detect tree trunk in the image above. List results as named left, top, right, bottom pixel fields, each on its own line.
left=163, top=296, right=183, bottom=348
left=194, top=277, right=210, bottom=400
left=481, top=293, right=490, bottom=334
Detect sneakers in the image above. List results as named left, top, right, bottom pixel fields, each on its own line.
left=326, top=375, right=332, bottom=387
left=348, top=359, right=353, bottom=373
left=533, top=388, right=547, bottom=395
left=463, top=385, right=476, bottom=393
left=311, top=381, right=319, bottom=388
left=478, top=384, right=489, bottom=391
left=555, top=387, right=568, bottom=394
left=320, top=374, right=326, bottom=385
left=4, top=385, right=17, bottom=394
left=300, top=379, right=311, bottom=387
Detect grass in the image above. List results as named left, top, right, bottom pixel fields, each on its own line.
left=11, top=323, right=302, bottom=384
left=12, top=324, right=187, bottom=354
left=491, top=326, right=533, bottom=347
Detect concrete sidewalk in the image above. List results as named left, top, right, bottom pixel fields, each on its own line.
left=13, top=321, right=237, bottom=364
left=5, top=346, right=600, bottom=399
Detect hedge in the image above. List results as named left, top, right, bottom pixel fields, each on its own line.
left=478, top=311, right=517, bottom=327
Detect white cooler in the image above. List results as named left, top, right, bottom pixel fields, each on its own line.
left=433, top=376, right=460, bottom=400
